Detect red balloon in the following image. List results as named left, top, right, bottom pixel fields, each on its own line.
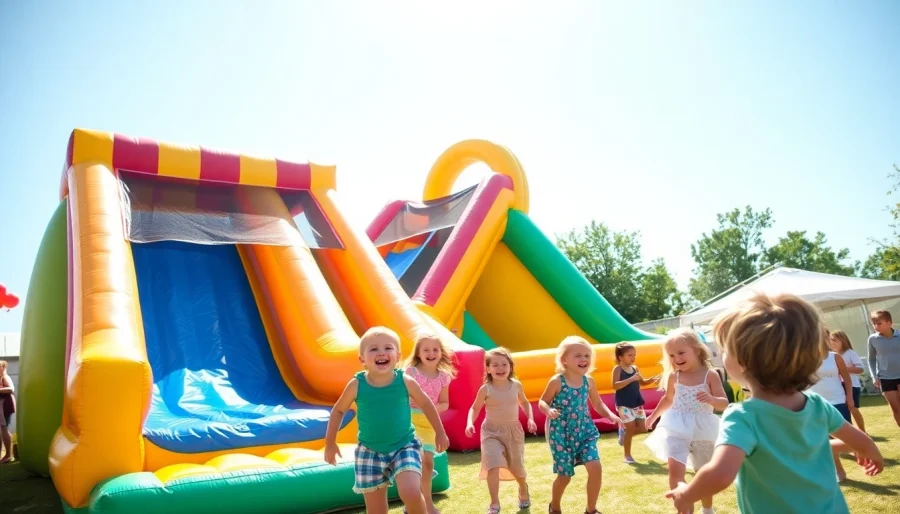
left=4, top=294, right=19, bottom=309
left=0, top=284, right=6, bottom=298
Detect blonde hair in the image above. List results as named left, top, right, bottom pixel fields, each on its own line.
left=829, top=330, right=853, bottom=354
left=0, top=360, right=6, bottom=374
left=555, top=336, right=595, bottom=374
left=658, top=328, right=712, bottom=390
left=358, top=326, right=401, bottom=354
left=713, top=292, right=826, bottom=395
left=403, top=333, right=457, bottom=378
left=484, top=347, right=515, bottom=383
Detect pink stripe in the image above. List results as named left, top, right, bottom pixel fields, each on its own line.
left=65, top=199, right=73, bottom=380
left=413, top=173, right=513, bottom=305
left=365, top=200, right=406, bottom=242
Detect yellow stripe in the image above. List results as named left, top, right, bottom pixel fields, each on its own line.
left=72, top=129, right=113, bottom=167
left=310, top=163, right=336, bottom=191
left=239, top=155, right=277, bottom=187
left=158, top=142, right=201, bottom=180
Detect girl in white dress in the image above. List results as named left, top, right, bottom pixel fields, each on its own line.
left=646, top=328, right=729, bottom=514
left=829, top=330, right=866, bottom=432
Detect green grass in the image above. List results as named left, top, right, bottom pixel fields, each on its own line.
left=2, top=397, right=898, bottom=513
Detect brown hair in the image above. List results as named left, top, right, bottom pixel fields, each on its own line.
left=713, top=292, right=826, bottom=395
left=484, top=347, right=515, bottom=383
left=871, top=310, right=892, bottom=323
left=829, top=330, right=853, bottom=353
left=403, top=333, right=457, bottom=378
left=614, top=342, right=636, bottom=362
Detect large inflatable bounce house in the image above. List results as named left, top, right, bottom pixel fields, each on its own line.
left=16, top=129, right=663, bottom=513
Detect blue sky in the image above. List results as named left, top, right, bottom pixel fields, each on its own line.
left=1, top=1, right=898, bottom=333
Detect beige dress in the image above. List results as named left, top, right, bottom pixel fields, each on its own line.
left=479, top=380, right=527, bottom=480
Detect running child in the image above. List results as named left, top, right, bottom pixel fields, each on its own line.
left=466, top=347, right=537, bottom=514
left=405, top=333, right=456, bottom=514
left=612, top=342, right=660, bottom=464
left=829, top=330, right=866, bottom=432
left=324, top=327, right=449, bottom=514
left=645, top=328, right=728, bottom=514
left=666, top=293, right=883, bottom=514
left=539, top=336, right=622, bottom=514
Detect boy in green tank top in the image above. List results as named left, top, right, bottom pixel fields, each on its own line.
left=325, top=326, right=449, bottom=514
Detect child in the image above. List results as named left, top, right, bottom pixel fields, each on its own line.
left=539, top=336, right=622, bottom=514
left=645, top=328, right=728, bottom=514
left=612, top=342, right=659, bottom=464
left=829, top=330, right=866, bottom=432
left=0, top=360, right=14, bottom=464
left=666, top=293, right=884, bottom=514
left=867, top=310, right=900, bottom=428
left=465, top=347, right=537, bottom=514
left=324, top=327, right=449, bottom=514
left=405, top=333, right=456, bottom=514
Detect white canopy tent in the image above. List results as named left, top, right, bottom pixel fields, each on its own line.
left=681, top=267, right=900, bottom=326
left=680, top=267, right=900, bottom=392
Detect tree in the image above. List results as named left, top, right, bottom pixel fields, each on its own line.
left=688, top=206, right=773, bottom=302
left=641, top=258, right=685, bottom=320
left=862, top=164, right=900, bottom=280
left=762, top=231, right=857, bottom=276
left=557, top=221, right=646, bottom=322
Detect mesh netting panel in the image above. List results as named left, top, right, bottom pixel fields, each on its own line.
left=373, top=184, right=477, bottom=246
left=118, top=171, right=343, bottom=249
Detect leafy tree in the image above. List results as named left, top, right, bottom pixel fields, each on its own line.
left=556, top=221, right=646, bottom=322
left=762, top=231, right=856, bottom=276
left=688, top=206, right=773, bottom=302
left=862, top=164, right=900, bottom=280
left=641, top=258, right=685, bottom=320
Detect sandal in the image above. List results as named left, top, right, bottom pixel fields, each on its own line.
left=518, top=484, right=531, bottom=509
left=548, top=504, right=561, bottom=514
left=488, top=505, right=501, bottom=514
left=585, top=511, right=602, bottom=514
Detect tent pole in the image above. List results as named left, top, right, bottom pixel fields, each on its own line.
left=860, top=300, right=874, bottom=335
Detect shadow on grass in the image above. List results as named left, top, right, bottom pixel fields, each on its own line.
left=448, top=449, right=483, bottom=467
left=628, top=460, right=667, bottom=476
left=843, top=478, right=900, bottom=496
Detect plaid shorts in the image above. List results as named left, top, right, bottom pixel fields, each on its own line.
left=353, top=438, right=423, bottom=494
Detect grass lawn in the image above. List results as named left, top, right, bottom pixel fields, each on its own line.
left=2, top=396, right=899, bottom=513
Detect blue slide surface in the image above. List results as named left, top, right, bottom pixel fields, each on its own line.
left=132, top=241, right=353, bottom=454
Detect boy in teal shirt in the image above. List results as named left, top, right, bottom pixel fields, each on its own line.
left=324, top=326, right=449, bottom=514
left=666, top=293, right=883, bottom=514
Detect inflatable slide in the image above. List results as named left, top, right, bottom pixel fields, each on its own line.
left=15, top=129, right=460, bottom=514
left=368, top=140, right=665, bottom=438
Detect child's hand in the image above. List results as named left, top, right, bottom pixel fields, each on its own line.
left=547, top=408, right=561, bottom=419
left=665, top=481, right=693, bottom=514
left=527, top=418, right=538, bottom=434
left=695, top=391, right=714, bottom=404
left=856, top=447, right=885, bottom=476
left=324, top=442, right=341, bottom=465
left=633, top=372, right=643, bottom=382
left=606, top=412, right=622, bottom=425
left=465, top=423, right=476, bottom=438
left=435, top=432, right=450, bottom=453
left=650, top=374, right=661, bottom=383
left=646, top=415, right=658, bottom=430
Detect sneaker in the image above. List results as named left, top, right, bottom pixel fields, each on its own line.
left=624, top=456, right=636, bottom=464
left=618, top=425, right=625, bottom=446
left=701, top=508, right=716, bottom=514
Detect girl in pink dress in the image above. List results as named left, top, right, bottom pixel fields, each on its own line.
left=405, top=334, right=456, bottom=514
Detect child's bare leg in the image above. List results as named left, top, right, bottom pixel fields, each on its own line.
left=363, top=487, right=390, bottom=514
left=396, top=470, right=427, bottom=514
left=487, top=468, right=501, bottom=508
left=584, top=460, right=602, bottom=512
left=850, top=407, right=866, bottom=433
left=624, top=421, right=635, bottom=458
left=701, top=495, right=713, bottom=509
left=635, top=417, right=648, bottom=434
left=421, top=451, right=438, bottom=513
left=0, top=427, right=10, bottom=463
left=550, top=474, right=571, bottom=512
left=514, top=476, right=529, bottom=504
left=883, top=390, right=900, bottom=427
left=831, top=439, right=848, bottom=481
left=668, top=459, right=691, bottom=512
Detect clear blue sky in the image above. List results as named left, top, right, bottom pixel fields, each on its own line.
left=1, top=1, right=898, bottom=332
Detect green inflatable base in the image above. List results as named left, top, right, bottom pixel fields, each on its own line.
left=61, top=452, right=450, bottom=514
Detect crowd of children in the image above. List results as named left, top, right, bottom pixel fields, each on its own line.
left=324, top=292, right=893, bottom=514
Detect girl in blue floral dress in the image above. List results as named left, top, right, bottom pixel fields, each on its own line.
left=539, top=336, right=622, bottom=514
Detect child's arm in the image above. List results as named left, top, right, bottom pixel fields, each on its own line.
left=844, top=352, right=864, bottom=375
left=868, top=337, right=879, bottom=388
left=324, top=379, right=358, bottom=465
left=638, top=367, right=661, bottom=385
left=515, top=381, right=538, bottom=434
left=434, top=383, right=450, bottom=413
left=538, top=376, right=562, bottom=419
left=831, top=422, right=884, bottom=476
left=666, top=445, right=746, bottom=512
left=404, top=375, right=449, bottom=452
left=696, top=370, right=729, bottom=412
left=587, top=376, right=621, bottom=424
left=465, top=385, right=488, bottom=437
left=612, top=366, right=634, bottom=390
left=646, top=373, right=676, bottom=429
left=834, top=353, right=855, bottom=408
